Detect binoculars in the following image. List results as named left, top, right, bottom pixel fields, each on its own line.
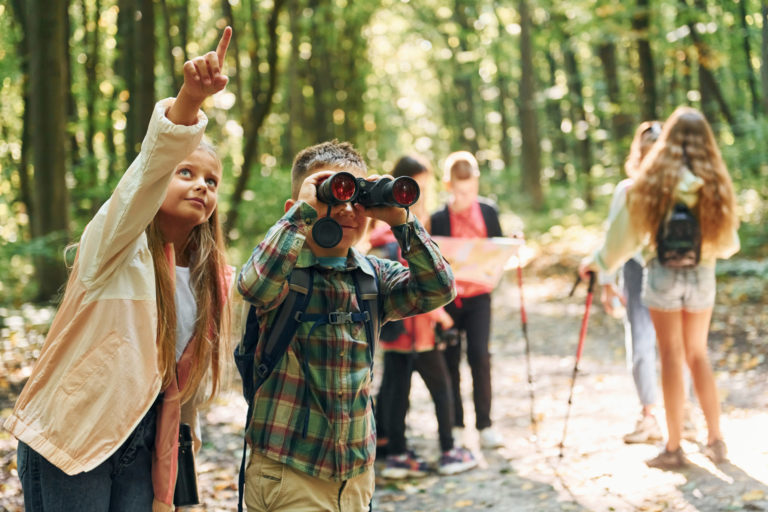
left=317, top=172, right=420, bottom=209
left=312, top=172, right=420, bottom=249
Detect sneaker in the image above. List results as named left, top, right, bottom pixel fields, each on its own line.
left=623, top=415, right=663, bottom=444
left=702, top=439, right=727, bottom=464
left=479, top=427, right=504, bottom=449
left=380, top=451, right=430, bottom=479
left=438, top=447, right=478, bottom=475
left=645, top=447, right=687, bottom=470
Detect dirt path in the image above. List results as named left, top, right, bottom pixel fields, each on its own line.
left=2, top=268, right=767, bottom=511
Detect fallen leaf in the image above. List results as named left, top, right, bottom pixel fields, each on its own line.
left=742, top=489, right=765, bottom=501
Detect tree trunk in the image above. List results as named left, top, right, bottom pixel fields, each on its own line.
left=8, top=0, right=34, bottom=226
left=81, top=0, right=100, bottom=214
left=226, top=0, right=287, bottom=238
left=563, top=37, right=593, bottom=206
left=283, top=3, right=303, bottom=165
left=598, top=41, right=633, bottom=141
left=545, top=51, right=568, bottom=183
left=493, top=9, right=514, bottom=172
left=518, top=0, right=543, bottom=209
left=452, top=1, right=480, bottom=154
left=136, top=0, right=156, bottom=142
left=27, top=0, right=71, bottom=300
left=738, top=0, right=760, bottom=118
left=761, top=3, right=768, bottom=116
left=682, top=0, right=737, bottom=131
left=632, top=0, right=657, bottom=121
left=63, top=2, right=78, bottom=172
left=159, top=0, right=181, bottom=94
left=116, top=0, right=137, bottom=163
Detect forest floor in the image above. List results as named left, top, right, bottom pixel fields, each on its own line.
left=1, top=236, right=767, bottom=511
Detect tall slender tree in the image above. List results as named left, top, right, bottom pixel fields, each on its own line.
left=26, top=0, right=71, bottom=299
left=632, top=0, right=657, bottom=120
left=518, top=0, right=543, bottom=209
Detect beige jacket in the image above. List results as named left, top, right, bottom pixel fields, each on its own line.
left=4, top=100, right=208, bottom=509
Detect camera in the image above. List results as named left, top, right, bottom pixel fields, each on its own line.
left=174, top=423, right=200, bottom=507
left=312, top=172, right=420, bottom=248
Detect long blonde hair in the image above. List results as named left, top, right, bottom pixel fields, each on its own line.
left=627, top=107, right=738, bottom=256
left=147, top=145, right=230, bottom=404
left=625, top=121, right=661, bottom=179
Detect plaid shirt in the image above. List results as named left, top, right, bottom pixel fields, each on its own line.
left=237, top=201, right=455, bottom=481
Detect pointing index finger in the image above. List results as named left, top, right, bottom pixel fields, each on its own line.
left=216, top=26, right=232, bottom=65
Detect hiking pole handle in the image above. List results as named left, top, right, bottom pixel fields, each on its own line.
left=569, top=270, right=596, bottom=297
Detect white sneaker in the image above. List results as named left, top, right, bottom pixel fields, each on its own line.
left=623, top=415, right=663, bottom=444
left=438, top=446, right=478, bottom=475
left=479, top=427, right=504, bottom=449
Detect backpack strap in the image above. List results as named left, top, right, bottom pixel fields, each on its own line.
left=237, top=267, right=313, bottom=512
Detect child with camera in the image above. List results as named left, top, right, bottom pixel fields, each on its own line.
left=237, top=140, right=456, bottom=510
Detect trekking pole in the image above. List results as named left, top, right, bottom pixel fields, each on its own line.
left=516, top=257, right=537, bottom=435
left=559, top=271, right=596, bottom=458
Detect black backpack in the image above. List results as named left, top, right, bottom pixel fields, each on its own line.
left=234, top=263, right=381, bottom=512
left=656, top=202, right=701, bottom=268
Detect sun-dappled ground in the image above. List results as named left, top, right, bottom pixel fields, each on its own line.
left=1, top=233, right=767, bottom=511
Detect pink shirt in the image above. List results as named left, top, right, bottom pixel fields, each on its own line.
left=449, top=200, right=493, bottom=297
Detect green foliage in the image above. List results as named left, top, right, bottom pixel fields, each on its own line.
left=1, top=0, right=767, bottom=306
left=225, top=167, right=293, bottom=265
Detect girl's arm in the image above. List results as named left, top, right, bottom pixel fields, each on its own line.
left=78, top=28, right=231, bottom=287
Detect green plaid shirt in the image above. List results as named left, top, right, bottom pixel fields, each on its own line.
left=237, top=201, right=455, bottom=481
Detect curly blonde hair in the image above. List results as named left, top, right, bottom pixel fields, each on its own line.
left=627, top=106, right=738, bottom=257
left=625, top=120, right=661, bottom=178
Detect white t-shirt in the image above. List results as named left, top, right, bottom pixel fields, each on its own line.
left=174, top=266, right=198, bottom=361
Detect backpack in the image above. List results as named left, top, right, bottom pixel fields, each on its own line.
left=656, top=202, right=701, bottom=268
left=234, top=263, right=381, bottom=512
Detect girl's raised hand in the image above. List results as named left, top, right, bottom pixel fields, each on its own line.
left=181, top=26, right=232, bottom=102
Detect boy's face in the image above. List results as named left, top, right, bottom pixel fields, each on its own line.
left=447, top=177, right=479, bottom=213
left=287, top=166, right=370, bottom=258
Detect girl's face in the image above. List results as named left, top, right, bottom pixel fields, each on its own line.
left=159, top=148, right=222, bottom=230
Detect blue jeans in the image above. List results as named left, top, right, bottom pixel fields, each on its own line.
left=623, top=259, right=658, bottom=407
left=17, top=400, right=158, bottom=511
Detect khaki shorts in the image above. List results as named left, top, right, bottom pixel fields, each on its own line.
left=642, top=258, right=716, bottom=312
left=244, top=451, right=374, bottom=512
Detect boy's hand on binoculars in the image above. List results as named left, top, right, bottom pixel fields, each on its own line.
left=362, top=205, right=408, bottom=227
left=357, top=174, right=408, bottom=226
left=298, top=170, right=336, bottom=214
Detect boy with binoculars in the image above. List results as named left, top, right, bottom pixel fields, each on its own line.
left=236, top=140, right=456, bottom=511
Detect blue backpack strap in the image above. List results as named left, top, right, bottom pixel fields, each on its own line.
left=237, top=268, right=313, bottom=512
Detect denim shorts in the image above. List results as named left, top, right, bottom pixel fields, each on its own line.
left=642, top=258, right=716, bottom=312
